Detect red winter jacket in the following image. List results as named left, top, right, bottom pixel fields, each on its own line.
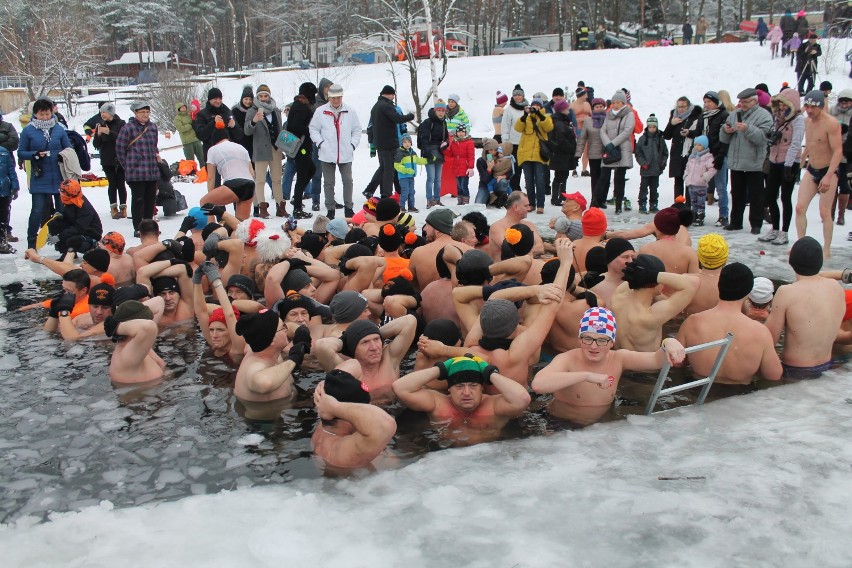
left=443, top=135, right=475, bottom=177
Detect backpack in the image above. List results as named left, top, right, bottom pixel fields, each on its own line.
left=65, top=130, right=91, bottom=171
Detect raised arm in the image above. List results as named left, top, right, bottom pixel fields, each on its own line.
left=392, top=366, right=442, bottom=412
left=489, top=371, right=532, bottom=417
left=382, top=313, right=417, bottom=367
left=313, top=336, right=346, bottom=371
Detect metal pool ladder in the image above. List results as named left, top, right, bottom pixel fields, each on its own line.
left=644, top=333, right=734, bottom=416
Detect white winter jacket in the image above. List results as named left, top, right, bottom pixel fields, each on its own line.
left=309, top=102, right=362, bottom=164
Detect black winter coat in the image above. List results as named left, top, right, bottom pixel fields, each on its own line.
left=193, top=103, right=239, bottom=151
left=548, top=113, right=578, bottom=171
left=369, top=96, right=413, bottom=151
left=287, top=94, right=315, bottom=153
left=91, top=115, right=125, bottom=167
left=691, top=108, right=729, bottom=167
left=230, top=103, right=252, bottom=157
left=417, top=108, right=449, bottom=163
left=0, top=120, right=20, bottom=153
left=663, top=105, right=702, bottom=178
left=54, top=196, right=102, bottom=242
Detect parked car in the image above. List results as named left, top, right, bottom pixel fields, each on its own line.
left=588, top=32, right=636, bottom=49
left=493, top=38, right=549, bottom=55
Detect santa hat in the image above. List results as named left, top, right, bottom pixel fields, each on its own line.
left=254, top=228, right=291, bottom=263
left=234, top=218, right=266, bottom=248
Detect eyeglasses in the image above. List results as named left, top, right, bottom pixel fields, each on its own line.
left=580, top=335, right=612, bottom=346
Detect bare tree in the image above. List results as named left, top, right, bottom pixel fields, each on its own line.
left=32, top=25, right=104, bottom=116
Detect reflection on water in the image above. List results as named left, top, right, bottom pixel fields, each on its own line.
left=0, top=280, right=845, bottom=523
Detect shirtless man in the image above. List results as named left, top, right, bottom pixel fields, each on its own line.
left=677, top=262, right=782, bottom=384
left=571, top=88, right=592, bottom=175
left=58, top=288, right=165, bottom=341
left=606, top=200, right=693, bottom=247
left=409, top=208, right=471, bottom=290
left=765, top=236, right=845, bottom=378
left=312, top=315, right=417, bottom=403
left=393, top=355, right=531, bottom=446
left=795, top=90, right=843, bottom=258
left=637, top=207, right=699, bottom=274
left=548, top=191, right=585, bottom=244
left=312, top=369, right=397, bottom=469
left=684, top=233, right=728, bottom=314
left=136, top=259, right=195, bottom=324
left=487, top=191, right=545, bottom=261
left=572, top=207, right=607, bottom=273
left=125, top=219, right=160, bottom=256
left=99, top=232, right=134, bottom=286
left=24, top=247, right=112, bottom=288
left=104, top=300, right=165, bottom=385
left=610, top=253, right=699, bottom=352
left=531, top=307, right=686, bottom=426
left=234, top=309, right=312, bottom=420
left=591, top=238, right=635, bottom=307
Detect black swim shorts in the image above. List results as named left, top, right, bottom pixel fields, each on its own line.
left=224, top=179, right=255, bottom=202
left=806, top=165, right=829, bottom=184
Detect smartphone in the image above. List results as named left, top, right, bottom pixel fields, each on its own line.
left=486, top=154, right=493, bottom=163
left=43, top=150, right=51, bottom=157
left=736, top=111, right=743, bottom=123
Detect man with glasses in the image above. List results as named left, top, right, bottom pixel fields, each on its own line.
left=532, top=307, right=685, bottom=426
left=795, top=90, right=843, bottom=258
left=719, top=88, right=773, bottom=234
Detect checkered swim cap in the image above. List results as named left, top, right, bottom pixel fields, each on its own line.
left=579, top=307, right=617, bottom=342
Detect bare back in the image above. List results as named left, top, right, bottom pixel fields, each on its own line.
left=770, top=278, right=844, bottom=366
left=108, top=254, right=135, bottom=287
left=234, top=352, right=294, bottom=403
left=684, top=272, right=720, bottom=315
left=110, top=343, right=164, bottom=384
left=638, top=240, right=698, bottom=274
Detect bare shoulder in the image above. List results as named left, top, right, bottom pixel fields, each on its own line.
left=521, top=219, right=542, bottom=234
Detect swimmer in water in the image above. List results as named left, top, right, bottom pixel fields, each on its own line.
left=532, top=307, right=686, bottom=426
left=193, top=261, right=246, bottom=366
left=312, top=369, right=397, bottom=469
left=104, top=300, right=165, bottom=384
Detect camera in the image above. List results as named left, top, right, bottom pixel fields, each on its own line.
left=766, top=128, right=783, bottom=147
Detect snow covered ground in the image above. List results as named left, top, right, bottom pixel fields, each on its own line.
left=0, top=40, right=851, bottom=565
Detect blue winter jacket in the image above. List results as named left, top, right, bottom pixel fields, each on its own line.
left=18, top=121, right=71, bottom=194
left=0, top=147, right=19, bottom=198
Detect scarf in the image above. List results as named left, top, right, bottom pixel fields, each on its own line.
left=674, top=104, right=696, bottom=121
left=31, top=116, right=57, bottom=144
left=690, top=147, right=710, bottom=159
left=255, top=98, right=277, bottom=116
left=509, top=99, right=529, bottom=111
left=591, top=110, right=606, bottom=129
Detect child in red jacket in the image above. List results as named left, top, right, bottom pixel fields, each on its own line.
left=443, top=124, right=475, bottom=205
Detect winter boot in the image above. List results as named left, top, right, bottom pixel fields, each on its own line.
left=639, top=202, right=648, bottom=214
left=758, top=229, right=779, bottom=242
left=649, top=202, right=659, bottom=213
left=292, top=205, right=312, bottom=219
left=623, top=198, right=632, bottom=211
left=457, top=196, right=464, bottom=205
left=5, top=228, right=17, bottom=242
left=119, top=204, right=128, bottom=219
left=253, top=205, right=260, bottom=217
left=771, top=231, right=789, bottom=245
left=258, top=202, right=271, bottom=219
left=110, top=204, right=119, bottom=220
left=0, top=225, right=15, bottom=254
left=581, top=170, right=590, bottom=177
left=693, top=213, right=705, bottom=227
left=276, top=201, right=288, bottom=217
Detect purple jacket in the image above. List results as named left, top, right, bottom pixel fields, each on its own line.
left=116, top=117, right=159, bottom=181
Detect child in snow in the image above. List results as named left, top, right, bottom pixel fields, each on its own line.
left=0, top=144, right=20, bottom=254
left=767, top=25, right=783, bottom=59
left=683, top=135, right=716, bottom=226
left=444, top=123, right=475, bottom=205
left=394, top=134, right=427, bottom=213
left=633, top=114, right=668, bottom=213
left=785, top=32, right=801, bottom=67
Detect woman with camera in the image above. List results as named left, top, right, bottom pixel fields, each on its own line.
left=17, top=97, right=71, bottom=249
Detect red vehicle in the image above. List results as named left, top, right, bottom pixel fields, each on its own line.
left=397, top=29, right=467, bottom=60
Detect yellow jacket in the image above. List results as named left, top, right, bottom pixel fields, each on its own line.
left=514, top=111, right=553, bottom=165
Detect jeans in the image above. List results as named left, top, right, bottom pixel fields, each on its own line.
left=399, top=177, right=415, bottom=208
left=103, top=164, right=127, bottom=206
left=695, top=34, right=705, bottom=44
left=713, top=157, right=730, bottom=217
left=688, top=185, right=707, bottom=215
left=729, top=170, right=765, bottom=229
left=281, top=159, right=295, bottom=200
left=456, top=176, right=469, bottom=198
left=425, top=162, right=443, bottom=201
left=522, top=161, right=547, bottom=208
left=27, top=193, right=63, bottom=248
left=127, top=180, right=158, bottom=231
left=321, top=161, right=354, bottom=211
left=475, top=179, right=509, bottom=204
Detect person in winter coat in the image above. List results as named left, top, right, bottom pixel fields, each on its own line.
left=445, top=94, right=470, bottom=134
left=394, top=134, right=427, bottom=212
left=17, top=97, right=71, bottom=248
left=444, top=123, right=475, bottom=205
left=244, top=84, right=284, bottom=218
left=116, top=101, right=160, bottom=234
left=759, top=88, right=805, bottom=245
left=175, top=102, right=204, bottom=167
left=309, top=83, right=363, bottom=218
left=417, top=100, right=449, bottom=209
left=475, top=138, right=513, bottom=206
left=756, top=17, right=769, bottom=46
left=0, top=105, right=20, bottom=244
left=695, top=16, right=708, bottom=44
left=692, top=91, right=731, bottom=225
left=548, top=99, right=578, bottom=205
left=501, top=84, right=528, bottom=191
left=634, top=114, right=669, bottom=213
left=682, top=22, right=694, bottom=44
left=287, top=82, right=320, bottom=219
left=663, top=96, right=702, bottom=202
left=796, top=34, right=822, bottom=95
left=719, top=88, right=773, bottom=233
left=231, top=85, right=254, bottom=161
left=683, top=135, right=717, bottom=225
left=576, top=98, right=607, bottom=196
left=0, top=144, right=19, bottom=253
left=595, top=91, right=635, bottom=214
left=779, top=11, right=796, bottom=55
left=307, top=78, right=335, bottom=211
left=492, top=91, right=508, bottom=143
left=368, top=85, right=414, bottom=199
left=514, top=97, right=553, bottom=214
left=794, top=11, right=810, bottom=38
left=785, top=32, right=802, bottom=67
left=51, top=179, right=102, bottom=254
left=829, top=89, right=852, bottom=224
left=768, top=24, right=783, bottom=59
left=92, top=103, right=127, bottom=220
left=193, top=87, right=240, bottom=160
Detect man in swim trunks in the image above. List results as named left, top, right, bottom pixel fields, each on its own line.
left=234, top=309, right=312, bottom=419
left=136, top=258, right=195, bottom=324
left=637, top=207, right=699, bottom=274
left=571, top=207, right=607, bottom=273
left=677, top=262, right=782, bottom=384
left=58, top=285, right=165, bottom=341
left=532, top=307, right=686, bottom=426
left=765, top=236, right=845, bottom=378
left=487, top=191, right=544, bottom=261
left=104, top=300, right=165, bottom=384
left=610, top=253, right=699, bottom=352
left=795, top=90, right=843, bottom=258
left=548, top=191, right=585, bottom=243
left=591, top=237, right=635, bottom=307
left=393, top=355, right=531, bottom=446
left=37, top=269, right=91, bottom=331
left=684, top=233, right=729, bottom=314
left=312, top=369, right=397, bottom=468
left=409, top=208, right=472, bottom=290
left=202, top=128, right=255, bottom=220
left=98, top=232, right=134, bottom=286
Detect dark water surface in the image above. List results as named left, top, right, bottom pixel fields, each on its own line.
left=0, top=280, right=835, bottom=523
